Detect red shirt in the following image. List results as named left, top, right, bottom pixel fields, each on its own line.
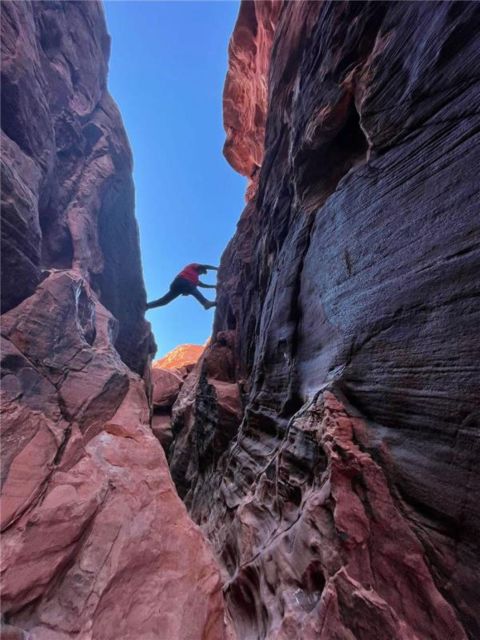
left=178, top=263, right=200, bottom=285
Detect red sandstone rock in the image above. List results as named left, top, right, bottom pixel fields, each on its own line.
left=3, top=0, right=480, bottom=637
left=0, top=625, right=25, bottom=640
left=211, top=380, right=242, bottom=425
left=204, top=331, right=237, bottom=382
left=150, top=351, right=204, bottom=453
left=151, top=413, right=174, bottom=450
left=223, top=0, right=282, bottom=196
left=224, top=392, right=467, bottom=640
left=0, top=0, right=152, bottom=374
left=169, top=335, right=242, bottom=502
left=171, top=1, right=480, bottom=638
left=1, top=2, right=232, bottom=637
left=151, top=367, right=184, bottom=408
left=154, top=343, right=205, bottom=370
left=1, top=271, right=232, bottom=640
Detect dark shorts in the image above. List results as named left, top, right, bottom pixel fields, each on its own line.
left=170, top=276, right=197, bottom=295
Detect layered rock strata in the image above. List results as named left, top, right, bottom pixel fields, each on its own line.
left=223, top=0, right=282, bottom=199
left=1, top=2, right=231, bottom=638
left=1, top=0, right=150, bottom=373
left=1, top=274, right=231, bottom=639
left=169, top=331, right=242, bottom=502
left=170, top=2, right=480, bottom=639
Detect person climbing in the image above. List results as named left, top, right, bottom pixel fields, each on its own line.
left=146, top=263, right=218, bottom=310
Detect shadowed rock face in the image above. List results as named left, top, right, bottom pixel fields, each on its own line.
left=1, top=0, right=151, bottom=374
left=1, top=3, right=232, bottom=638
left=169, top=331, right=242, bottom=501
left=150, top=345, right=205, bottom=451
left=170, top=2, right=480, bottom=638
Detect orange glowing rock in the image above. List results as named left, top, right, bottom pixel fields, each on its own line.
left=153, top=343, right=205, bottom=370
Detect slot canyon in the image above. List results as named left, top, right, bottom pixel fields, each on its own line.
left=1, top=1, right=479, bottom=639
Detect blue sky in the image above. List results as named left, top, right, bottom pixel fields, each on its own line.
left=103, top=1, right=245, bottom=358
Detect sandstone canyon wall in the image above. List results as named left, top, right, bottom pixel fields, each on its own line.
left=169, top=2, right=480, bottom=639
left=1, top=3, right=231, bottom=638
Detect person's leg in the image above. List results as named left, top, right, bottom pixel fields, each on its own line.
left=189, top=286, right=215, bottom=309
left=146, top=283, right=181, bottom=308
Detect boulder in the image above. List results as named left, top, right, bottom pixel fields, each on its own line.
left=151, top=367, right=184, bottom=409
left=151, top=413, right=173, bottom=450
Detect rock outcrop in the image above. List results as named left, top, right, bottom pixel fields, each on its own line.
left=170, top=2, right=480, bottom=639
left=223, top=0, right=282, bottom=199
left=154, top=343, right=205, bottom=370
left=169, top=331, right=242, bottom=502
left=1, top=0, right=150, bottom=374
left=1, top=3, right=231, bottom=638
left=1, top=274, right=231, bottom=640
left=3, top=1, right=480, bottom=638
left=150, top=344, right=204, bottom=450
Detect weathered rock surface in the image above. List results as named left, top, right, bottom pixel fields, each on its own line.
left=152, top=367, right=184, bottom=409
left=151, top=367, right=186, bottom=452
left=1, top=0, right=151, bottom=374
left=169, top=331, right=242, bottom=500
left=1, top=273, right=231, bottom=640
left=223, top=0, right=282, bottom=198
left=150, top=344, right=205, bottom=452
left=154, top=343, right=205, bottom=370
left=1, top=2, right=232, bottom=638
left=170, top=2, right=480, bottom=639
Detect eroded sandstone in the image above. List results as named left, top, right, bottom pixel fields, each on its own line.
left=223, top=0, right=282, bottom=199
left=1, top=273, right=231, bottom=639
left=1, top=2, right=232, bottom=638
left=154, top=343, right=205, bottom=370
left=1, top=0, right=151, bottom=374
left=170, top=2, right=480, bottom=639
left=149, top=345, right=204, bottom=451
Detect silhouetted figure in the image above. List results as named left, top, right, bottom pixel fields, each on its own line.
left=146, top=263, right=218, bottom=310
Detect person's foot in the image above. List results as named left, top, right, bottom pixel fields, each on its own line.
left=204, top=301, right=216, bottom=310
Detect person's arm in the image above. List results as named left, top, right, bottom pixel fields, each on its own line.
left=199, top=264, right=218, bottom=271
left=198, top=281, right=217, bottom=289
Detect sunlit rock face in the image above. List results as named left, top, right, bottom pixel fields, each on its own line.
left=153, top=343, right=205, bottom=370
left=1, top=2, right=232, bottom=638
left=170, top=2, right=480, bottom=638
left=1, top=275, right=231, bottom=640
left=223, top=0, right=283, bottom=199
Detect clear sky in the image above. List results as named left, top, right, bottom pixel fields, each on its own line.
left=103, top=1, right=245, bottom=358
